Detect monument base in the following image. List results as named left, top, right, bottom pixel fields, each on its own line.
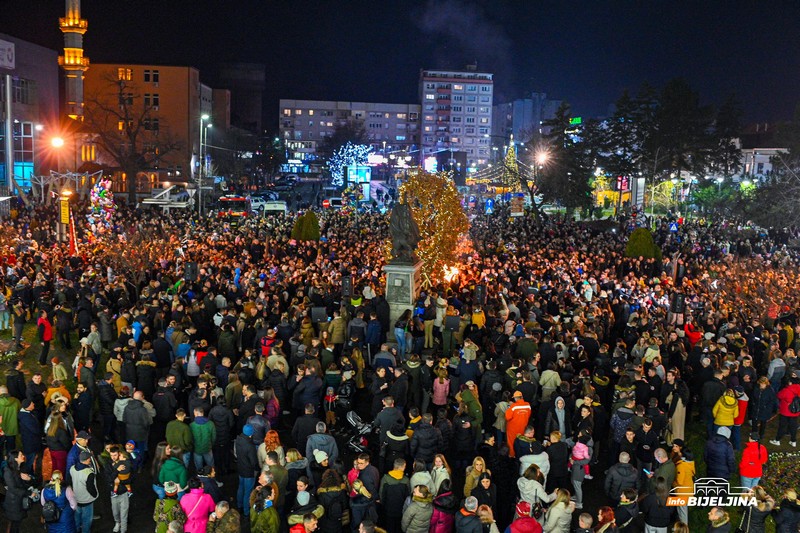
left=383, top=261, right=423, bottom=342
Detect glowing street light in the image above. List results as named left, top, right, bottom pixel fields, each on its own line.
left=51, top=136, right=65, bottom=148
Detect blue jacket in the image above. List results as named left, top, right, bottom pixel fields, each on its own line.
left=18, top=409, right=42, bottom=453
left=42, top=483, right=76, bottom=533
left=365, top=320, right=382, bottom=345
left=704, top=435, right=735, bottom=479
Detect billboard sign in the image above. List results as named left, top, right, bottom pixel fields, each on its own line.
left=0, top=40, right=14, bottom=70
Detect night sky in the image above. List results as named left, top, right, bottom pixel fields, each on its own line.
left=2, top=0, right=799, bottom=129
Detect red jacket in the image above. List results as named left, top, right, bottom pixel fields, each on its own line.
left=37, top=317, right=53, bottom=342
left=508, top=517, right=544, bottom=533
left=734, top=397, right=749, bottom=425
left=777, top=384, right=800, bottom=417
left=739, top=441, right=768, bottom=478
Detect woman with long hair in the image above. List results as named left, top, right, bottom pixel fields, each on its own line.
left=517, top=463, right=553, bottom=508
left=315, top=469, right=348, bottom=533
left=150, top=441, right=170, bottom=498
left=594, top=506, right=616, bottom=533
left=4, top=450, right=32, bottom=533
left=641, top=476, right=674, bottom=532
left=542, top=488, right=574, bottom=533
left=258, top=430, right=286, bottom=469
left=430, top=478, right=458, bottom=533
left=401, top=484, right=434, bottom=533
left=45, top=412, right=71, bottom=474
left=463, top=456, right=489, bottom=498
left=430, top=454, right=452, bottom=495
left=476, top=505, right=500, bottom=533
left=41, top=470, right=77, bottom=533
left=776, top=488, right=800, bottom=533
left=472, top=473, right=496, bottom=509
left=285, top=448, right=309, bottom=507
left=742, top=485, right=775, bottom=533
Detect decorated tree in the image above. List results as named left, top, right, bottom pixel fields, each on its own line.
left=397, top=169, right=469, bottom=286
left=328, top=142, right=372, bottom=187
left=291, top=211, right=321, bottom=241
left=502, top=140, right=520, bottom=193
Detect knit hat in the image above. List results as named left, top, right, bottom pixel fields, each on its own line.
left=717, top=426, right=731, bottom=439
left=515, top=500, right=531, bottom=517
left=313, top=449, right=329, bottom=464
left=297, top=490, right=310, bottom=506
left=492, top=382, right=502, bottom=392
left=243, top=424, right=254, bottom=437
left=163, top=481, right=179, bottom=496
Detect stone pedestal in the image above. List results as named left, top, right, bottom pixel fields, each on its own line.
left=384, top=261, right=423, bottom=341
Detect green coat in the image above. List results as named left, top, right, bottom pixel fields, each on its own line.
left=0, top=394, right=20, bottom=436
left=250, top=503, right=280, bottom=533
left=460, top=389, right=483, bottom=425
left=158, top=456, right=189, bottom=489
left=208, top=508, right=241, bottom=533
left=166, top=419, right=194, bottom=451
left=190, top=419, right=216, bottom=454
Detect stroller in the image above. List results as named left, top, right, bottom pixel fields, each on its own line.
left=343, top=411, right=372, bottom=454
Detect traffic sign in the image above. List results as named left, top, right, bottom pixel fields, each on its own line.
left=485, top=198, right=495, bottom=215
left=669, top=222, right=679, bottom=233
left=322, top=199, right=330, bottom=208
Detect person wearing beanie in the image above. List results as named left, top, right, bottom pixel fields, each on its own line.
left=704, top=426, right=735, bottom=481
left=505, top=499, right=545, bottom=533
left=740, top=432, right=768, bottom=489
left=235, top=424, right=259, bottom=517
left=153, top=481, right=185, bottom=533
left=70, top=450, right=99, bottom=533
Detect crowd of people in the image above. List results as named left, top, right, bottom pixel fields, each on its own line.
left=1, top=197, right=800, bottom=533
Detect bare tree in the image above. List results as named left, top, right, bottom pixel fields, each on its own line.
left=83, top=74, right=182, bottom=204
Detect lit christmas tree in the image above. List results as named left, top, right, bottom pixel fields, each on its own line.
left=502, top=135, right=521, bottom=193
left=328, top=142, right=372, bottom=187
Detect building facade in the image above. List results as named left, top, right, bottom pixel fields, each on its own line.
left=418, top=68, right=493, bottom=167
left=0, top=33, right=60, bottom=189
left=278, top=99, right=421, bottom=160
left=84, top=63, right=228, bottom=190
left=218, top=63, right=265, bottom=134
left=491, top=93, right=561, bottom=158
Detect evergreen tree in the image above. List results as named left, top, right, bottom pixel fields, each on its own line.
left=502, top=139, right=520, bottom=193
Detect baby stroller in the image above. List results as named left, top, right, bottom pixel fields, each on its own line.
left=344, top=411, right=372, bottom=454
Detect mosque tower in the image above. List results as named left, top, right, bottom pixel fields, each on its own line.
left=59, top=0, right=89, bottom=120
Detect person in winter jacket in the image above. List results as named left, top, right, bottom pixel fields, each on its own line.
left=505, top=391, right=531, bottom=457
left=41, top=469, right=76, bottom=533
left=430, top=478, right=457, bottom=533
left=704, top=426, right=735, bottom=480
left=517, top=463, right=554, bottom=508
left=541, top=489, right=575, bottom=533
left=235, top=425, right=260, bottom=517
left=504, top=500, right=544, bottom=533
left=401, top=484, right=433, bottom=533
left=179, top=477, right=216, bottom=533
left=454, top=496, right=482, bottom=533
left=410, top=413, right=443, bottom=466
left=751, top=377, right=778, bottom=440
left=123, top=391, right=153, bottom=456
left=603, top=452, right=640, bottom=503
left=712, top=389, right=739, bottom=433
left=776, top=489, right=800, bottom=533
left=190, top=407, right=216, bottom=471
left=379, top=458, right=410, bottom=533
left=739, top=432, right=768, bottom=488
left=772, top=378, right=800, bottom=446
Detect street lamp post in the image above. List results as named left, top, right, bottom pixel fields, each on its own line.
left=198, top=114, right=209, bottom=216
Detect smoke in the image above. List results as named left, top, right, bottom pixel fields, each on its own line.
left=415, top=0, right=514, bottom=101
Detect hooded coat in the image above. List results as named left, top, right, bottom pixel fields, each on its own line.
left=712, top=394, right=739, bottom=426
left=400, top=494, right=433, bottom=533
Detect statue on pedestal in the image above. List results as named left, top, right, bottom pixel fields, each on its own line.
left=389, top=202, right=421, bottom=264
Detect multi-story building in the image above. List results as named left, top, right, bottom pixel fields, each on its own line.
left=419, top=67, right=493, bottom=167
left=278, top=99, right=421, bottom=160
left=218, top=63, right=265, bottom=134
left=491, top=93, right=561, bottom=158
left=84, top=63, right=228, bottom=191
left=0, top=33, right=60, bottom=190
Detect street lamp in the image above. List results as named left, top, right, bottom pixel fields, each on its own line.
left=715, top=176, right=724, bottom=192
left=198, top=114, right=209, bottom=216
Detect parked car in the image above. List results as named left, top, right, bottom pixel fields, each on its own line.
left=249, top=191, right=279, bottom=212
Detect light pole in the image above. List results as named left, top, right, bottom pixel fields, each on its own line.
left=198, top=114, right=209, bottom=216
left=715, top=176, right=724, bottom=192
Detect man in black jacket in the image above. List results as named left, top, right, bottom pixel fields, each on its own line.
left=701, top=369, right=727, bottom=436
left=98, top=372, right=119, bottom=443
left=4, top=359, right=26, bottom=401
left=604, top=452, right=641, bottom=504
left=409, top=413, right=443, bottom=468
left=152, top=379, right=178, bottom=443
left=291, top=404, right=321, bottom=458
left=123, top=391, right=152, bottom=458
left=235, top=424, right=259, bottom=517
left=18, top=399, right=42, bottom=473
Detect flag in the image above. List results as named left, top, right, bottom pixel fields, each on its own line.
left=68, top=214, right=77, bottom=257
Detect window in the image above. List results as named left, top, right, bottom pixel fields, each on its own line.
left=453, top=84, right=463, bottom=91
left=424, top=115, right=434, bottom=121
left=424, top=135, right=432, bottom=142
left=480, top=96, right=490, bottom=103
left=144, top=93, right=159, bottom=109
left=326, top=121, right=333, bottom=127
left=117, top=68, right=132, bottom=81
left=453, top=95, right=463, bottom=102
left=283, top=109, right=291, bottom=117
left=409, top=112, right=418, bottom=120
left=321, top=110, right=334, bottom=117
left=117, top=120, right=132, bottom=131
left=481, top=85, right=491, bottom=92
left=467, top=107, right=476, bottom=113
left=308, top=121, right=314, bottom=127
left=308, top=110, right=314, bottom=116
left=425, top=94, right=435, bottom=100
left=396, top=135, right=406, bottom=141
left=452, top=106, right=462, bottom=112
left=452, top=117, right=462, bottom=123
left=397, top=123, right=406, bottom=129
left=467, top=85, right=477, bottom=92
left=467, top=96, right=477, bottom=103
left=451, top=137, right=460, bottom=143
left=10, top=78, right=33, bottom=105
left=424, top=126, right=432, bottom=132
left=396, top=113, right=407, bottom=119
left=425, top=83, right=435, bottom=89
left=479, top=107, right=490, bottom=114
left=425, top=105, right=434, bottom=111
left=452, top=127, right=461, bottom=134
left=479, top=149, right=489, bottom=155
left=295, top=109, right=302, bottom=115
left=143, top=118, right=159, bottom=131
left=466, top=127, right=475, bottom=134
left=466, top=117, right=475, bottom=124
left=479, top=127, right=489, bottom=134
left=479, top=138, right=489, bottom=145
left=119, top=93, right=134, bottom=107
left=143, top=69, right=159, bottom=83
left=480, top=118, right=489, bottom=124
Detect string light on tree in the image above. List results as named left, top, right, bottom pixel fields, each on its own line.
left=502, top=135, right=521, bottom=193
left=328, top=142, right=372, bottom=187
left=395, top=168, right=469, bottom=286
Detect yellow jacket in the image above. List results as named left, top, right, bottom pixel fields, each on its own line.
left=712, top=394, right=739, bottom=426
left=674, top=459, right=696, bottom=494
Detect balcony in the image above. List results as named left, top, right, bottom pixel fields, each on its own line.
left=436, top=87, right=451, bottom=94
left=58, top=56, right=90, bottom=69
left=436, top=109, right=450, bottom=116
left=59, top=17, right=88, bottom=33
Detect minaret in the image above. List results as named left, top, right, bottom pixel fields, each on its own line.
left=59, top=0, right=89, bottom=120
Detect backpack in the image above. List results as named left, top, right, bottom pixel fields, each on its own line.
left=42, top=499, right=61, bottom=523
left=790, top=395, right=800, bottom=414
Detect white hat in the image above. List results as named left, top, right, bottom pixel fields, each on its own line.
left=313, top=449, right=329, bottom=464
left=717, top=426, right=731, bottom=439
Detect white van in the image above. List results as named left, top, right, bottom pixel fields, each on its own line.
left=262, top=200, right=288, bottom=216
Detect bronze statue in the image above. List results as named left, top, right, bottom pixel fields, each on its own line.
left=389, top=202, right=421, bottom=264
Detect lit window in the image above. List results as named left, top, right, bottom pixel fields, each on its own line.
left=283, top=109, right=291, bottom=117
left=309, top=110, right=314, bottom=116
left=295, top=109, right=302, bottom=115
left=480, top=118, right=489, bottom=124
left=453, top=84, right=463, bottom=91
left=424, top=115, right=434, bottom=121
left=117, top=68, right=132, bottom=81
left=396, top=135, right=406, bottom=141
left=425, top=94, right=435, bottom=100
left=397, top=113, right=406, bottom=119
left=451, top=137, right=460, bottom=143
